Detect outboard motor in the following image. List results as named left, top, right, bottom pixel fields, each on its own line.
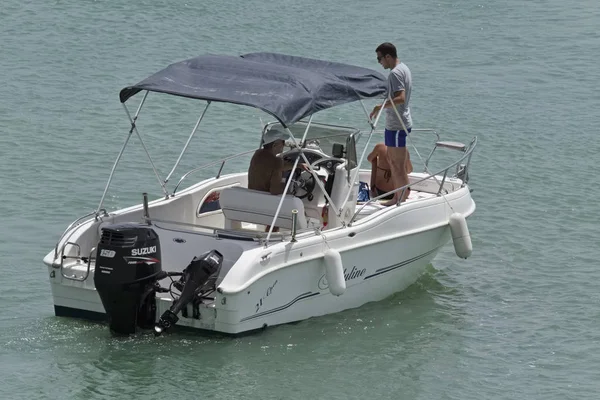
left=94, top=223, right=163, bottom=335
left=154, top=249, right=223, bottom=335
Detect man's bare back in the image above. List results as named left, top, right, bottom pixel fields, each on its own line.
left=248, top=148, right=285, bottom=195
left=368, top=143, right=393, bottom=194
left=368, top=143, right=412, bottom=198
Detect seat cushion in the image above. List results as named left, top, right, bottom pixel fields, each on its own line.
left=219, top=187, right=307, bottom=230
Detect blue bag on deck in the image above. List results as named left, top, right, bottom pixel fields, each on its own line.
left=357, top=181, right=370, bottom=203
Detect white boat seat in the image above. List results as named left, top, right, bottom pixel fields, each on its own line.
left=219, top=187, right=307, bottom=230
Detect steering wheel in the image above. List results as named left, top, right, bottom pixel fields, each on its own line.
left=310, top=157, right=345, bottom=174
left=279, top=147, right=300, bottom=161
left=289, top=169, right=316, bottom=200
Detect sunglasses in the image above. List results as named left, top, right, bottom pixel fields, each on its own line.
left=377, top=55, right=385, bottom=62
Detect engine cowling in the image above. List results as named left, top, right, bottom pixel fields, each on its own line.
left=94, top=223, right=162, bottom=335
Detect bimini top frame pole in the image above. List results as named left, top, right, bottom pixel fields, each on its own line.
left=122, top=101, right=169, bottom=198
left=339, top=90, right=422, bottom=214
left=264, top=117, right=349, bottom=245
left=96, top=91, right=150, bottom=214
left=265, top=116, right=315, bottom=244
left=337, top=97, right=387, bottom=215
left=163, top=101, right=211, bottom=189
left=98, top=93, right=211, bottom=214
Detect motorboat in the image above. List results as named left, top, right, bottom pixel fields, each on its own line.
left=42, top=52, right=477, bottom=335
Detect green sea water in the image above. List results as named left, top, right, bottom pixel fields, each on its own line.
left=1, top=0, right=599, bottom=399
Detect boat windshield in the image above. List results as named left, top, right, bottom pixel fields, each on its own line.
left=266, top=121, right=359, bottom=169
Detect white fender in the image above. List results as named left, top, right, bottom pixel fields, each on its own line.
left=448, top=212, right=472, bottom=259
left=323, top=249, right=346, bottom=296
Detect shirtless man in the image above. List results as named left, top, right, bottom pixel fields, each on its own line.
left=248, top=128, right=308, bottom=232
left=367, top=143, right=412, bottom=201
left=248, top=128, right=289, bottom=195
left=248, top=127, right=308, bottom=193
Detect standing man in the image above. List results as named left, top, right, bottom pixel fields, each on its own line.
left=369, top=42, right=412, bottom=205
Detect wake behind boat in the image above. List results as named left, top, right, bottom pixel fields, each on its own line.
left=43, top=52, right=477, bottom=335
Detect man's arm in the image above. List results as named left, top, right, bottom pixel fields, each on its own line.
left=370, top=90, right=405, bottom=119
left=269, top=158, right=285, bottom=195
left=388, top=90, right=406, bottom=105
left=282, top=160, right=309, bottom=172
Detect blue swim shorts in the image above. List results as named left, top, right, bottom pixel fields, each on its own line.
left=384, top=128, right=411, bottom=147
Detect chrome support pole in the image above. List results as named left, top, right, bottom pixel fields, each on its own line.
left=338, top=103, right=384, bottom=214
left=164, top=102, right=211, bottom=185
left=97, top=91, right=149, bottom=213
left=280, top=117, right=340, bottom=217
left=143, top=192, right=150, bottom=224
left=216, top=161, right=225, bottom=179
left=291, top=209, right=298, bottom=242
left=437, top=170, right=448, bottom=195
left=371, top=97, right=387, bottom=128
left=424, top=147, right=437, bottom=169
left=123, top=104, right=169, bottom=198
left=266, top=117, right=315, bottom=245
left=396, top=187, right=407, bottom=206
left=357, top=98, right=376, bottom=130
left=265, top=147, right=301, bottom=245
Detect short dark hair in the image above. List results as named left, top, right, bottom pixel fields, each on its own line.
left=376, top=42, right=397, bottom=59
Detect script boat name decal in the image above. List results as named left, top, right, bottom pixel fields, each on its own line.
left=318, top=266, right=366, bottom=290
left=255, top=280, right=278, bottom=313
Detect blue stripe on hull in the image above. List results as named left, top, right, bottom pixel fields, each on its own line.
left=363, top=247, right=441, bottom=280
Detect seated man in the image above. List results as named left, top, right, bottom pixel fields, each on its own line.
left=247, top=128, right=306, bottom=231
left=248, top=128, right=290, bottom=195
left=367, top=143, right=413, bottom=201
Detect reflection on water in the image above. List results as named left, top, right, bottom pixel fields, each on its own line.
left=2, top=264, right=470, bottom=399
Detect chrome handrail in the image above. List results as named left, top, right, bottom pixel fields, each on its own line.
left=349, top=136, right=477, bottom=225
left=53, top=209, right=108, bottom=260
left=58, top=241, right=80, bottom=269
left=145, top=216, right=292, bottom=242
left=424, top=137, right=470, bottom=169
left=59, top=241, right=79, bottom=278
left=172, top=149, right=257, bottom=195
left=59, top=244, right=95, bottom=282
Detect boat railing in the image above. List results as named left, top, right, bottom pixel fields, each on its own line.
left=56, top=242, right=96, bottom=282
left=52, top=134, right=475, bottom=259
left=51, top=147, right=283, bottom=260
left=141, top=216, right=292, bottom=244
left=172, top=149, right=257, bottom=195
left=53, top=209, right=108, bottom=260
left=349, top=136, right=477, bottom=225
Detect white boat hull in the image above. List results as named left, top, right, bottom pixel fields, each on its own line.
left=48, top=226, right=448, bottom=334
left=44, top=55, right=478, bottom=335
left=44, top=176, right=473, bottom=335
